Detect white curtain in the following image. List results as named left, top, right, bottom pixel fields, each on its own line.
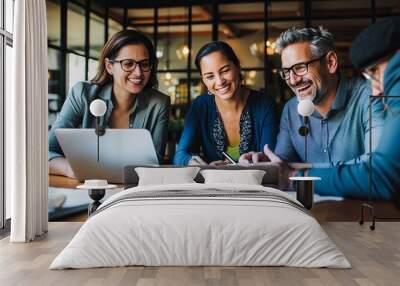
left=8, top=0, right=48, bottom=242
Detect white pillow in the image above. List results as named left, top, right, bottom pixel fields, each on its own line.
left=135, top=167, right=200, bottom=186
left=200, top=169, right=266, bottom=185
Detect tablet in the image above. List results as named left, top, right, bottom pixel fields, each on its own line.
left=55, top=129, right=159, bottom=183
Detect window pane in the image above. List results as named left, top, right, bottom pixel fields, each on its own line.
left=376, top=0, right=400, bottom=16
left=157, top=72, right=188, bottom=105
left=269, top=0, right=304, bottom=18
left=67, top=2, right=85, bottom=54
left=48, top=48, right=62, bottom=127
left=158, top=25, right=188, bottom=70
left=219, top=3, right=264, bottom=20
left=109, top=8, right=124, bottom=24
left=243, top=70, right=264, bottom=91
left=127, top=8, right=154, bottom=25
left=311, top=0, right=371, bottom=17
left=88, top=58, right=98, bottom=81
left=108, top=18, right=123, bottom=40
left=311, top=19, right=371, bottom=67
left=191, top=24, right=212, bottom=69
left=219, top=22, right=264, bottom=68
left=5, top=0, right=14, bottom=33
left=90, top=12, right=105, bottom=58
left=47, top=0, right=61, bottom=46
left=192, top=5, right=212, bottom=22
left=190, top=73, right=205, bottom=100
left=5, top=44, right=13, bottom=219
left=158, top=7, right=188, bottom=23
left=67, top=53, right=85, bottom=93
left=128, top=25, right=154, bottom=45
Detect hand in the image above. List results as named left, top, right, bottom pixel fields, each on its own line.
left=188, top=155, right=207, bottom=166
left=49, top=157, right=76, bottom=179
left=209, top=160, right=228, bottom=167
left=263, top=144, right=295, bottom=190
left=238, top=151, right=267, bottom=165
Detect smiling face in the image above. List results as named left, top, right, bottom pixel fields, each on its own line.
left=106, top=43, right=151, bottom=96
left=281, top=42, right=332, bottom=103
left=199, top=51, right=241, bottom=101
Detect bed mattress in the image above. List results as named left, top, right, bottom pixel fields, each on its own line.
left=50, top=183, right=350, bottom=269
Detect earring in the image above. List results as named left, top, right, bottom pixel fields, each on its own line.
left=207, top=90, right=212, bottom=95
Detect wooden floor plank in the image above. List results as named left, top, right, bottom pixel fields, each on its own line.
left=0, top=222, right=399, bottom=286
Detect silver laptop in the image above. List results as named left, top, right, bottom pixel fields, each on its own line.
left=55, top=129, right=159, bottom=183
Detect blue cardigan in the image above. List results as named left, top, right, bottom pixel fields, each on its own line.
left=309, top=52, right=400, bottom=201
left=173, top=89, right=278, bottom=165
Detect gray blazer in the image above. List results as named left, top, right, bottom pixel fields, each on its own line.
left=48, top=81, right=170, bottom=162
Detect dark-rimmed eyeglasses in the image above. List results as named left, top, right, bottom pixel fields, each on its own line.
left=107, top=58, right=152, bottom=72
left=277, top=54, right=327, bottom=80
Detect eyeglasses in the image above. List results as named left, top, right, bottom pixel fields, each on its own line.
left=277, top=54, right=327, bottom=80
left=108, top=58, right=152, bottom=72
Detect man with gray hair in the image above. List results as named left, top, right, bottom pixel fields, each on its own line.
left=240, top=26, right=384, bottom=178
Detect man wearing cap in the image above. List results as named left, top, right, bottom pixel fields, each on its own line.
left=240, top=27, right=385, bottom=174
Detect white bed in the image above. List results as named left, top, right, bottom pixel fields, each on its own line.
left=50, top=183, right=350, bottom=269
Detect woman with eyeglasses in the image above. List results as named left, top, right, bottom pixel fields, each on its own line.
left=49, top=30, right=170, bottom=178
left=173, top=41, right=278, bottom=166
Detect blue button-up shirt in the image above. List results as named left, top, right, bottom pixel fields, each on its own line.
left=275, top=75, right=385, bottom=167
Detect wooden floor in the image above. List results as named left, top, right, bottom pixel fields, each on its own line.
left=1, top=222, right=399, bottom=286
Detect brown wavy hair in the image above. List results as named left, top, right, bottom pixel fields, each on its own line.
left=91, top=29, right=158, bottom=90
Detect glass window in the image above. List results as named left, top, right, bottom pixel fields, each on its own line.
left=158, top=7, right=188, bottom=23
left=269, top=0, right=304, bottom=18
left=191, top=24, right=212, bottom=69
left=192, top=5, right=212, bottom=22
left=158, top=25, right=188, bottom=70
left=219, top=22, right=264, bottom=68
left=219, top=3, right=264, bottom=21
left=311, top=0, right=371, bottom=17
left=376, top=0, right=400, bottom=16
left=48, top=48, right=62, bottom=127
left=128, top=25, right=154, bottom=45
left=190, top=72, right=206, bottom=100
left=5, top=0, right=14, bottom=33
left=88, top=58, right=98, bottom=81
left=5, top=44, right=12, bottom=219
left=109, top=8, right=124, bottom=23
left=90, top=12, right=105, bottom=58
left=67, top=2, right=85, bottom=55
left=67, top=53, right=86, bottom=93
left=157, top=72, right=188, bottom=105
left=311, top=19, right=371, bottom=67
left=47, top=0, right=61, bottom=46
left=127, top=8, right=154, bottom=25
left=108, top=18, right=123, bottom=40
left=91, top=0, right=106, bottom=17
left=243, top=70, right=264, bottom=91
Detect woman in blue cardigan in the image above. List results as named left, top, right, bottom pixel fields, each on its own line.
left=173, top=41, right=277, bottom=166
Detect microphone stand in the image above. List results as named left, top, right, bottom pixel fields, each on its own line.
left=298, top=116, right=310, bottom=162
left=95, top=116, right=106, bottom=162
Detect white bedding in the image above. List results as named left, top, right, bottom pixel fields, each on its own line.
left=50, top=183, right=351, bottom=269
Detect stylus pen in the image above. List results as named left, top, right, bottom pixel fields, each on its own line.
left=221, top=151, right=237, bottom=165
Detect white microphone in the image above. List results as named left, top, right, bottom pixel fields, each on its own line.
left=90, top=99, right=107, bottom=161
left=297, top=99, right=314, bottom=117
left=90, top=99, right=107, bottom=117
